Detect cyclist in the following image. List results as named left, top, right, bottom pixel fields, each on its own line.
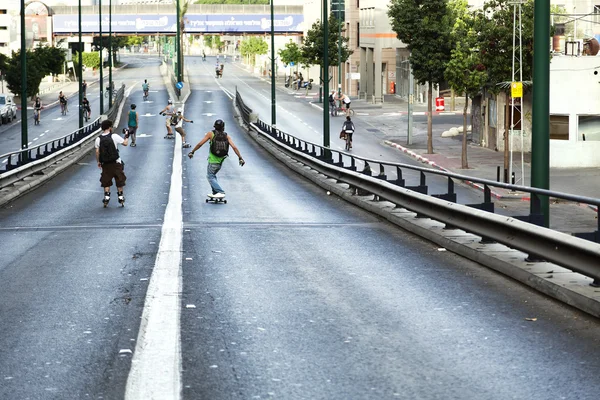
left=340, top=116, right=355, bottom=150
left=82, top=97, right=91, bottom=121
left=58, top=91, right=68, bottom=114
left=142, top=80, right=150, bottom=100
left=340, top=93, right=352, bottom=116
left=33, top=96, right=42, bottom=123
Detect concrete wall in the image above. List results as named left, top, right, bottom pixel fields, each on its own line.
left=548, top=55, right=600, bottom=167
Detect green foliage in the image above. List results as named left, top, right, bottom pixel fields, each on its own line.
left=194, top=0, right=269, bottom=4
left=239, top=36, right=268, bottom=66
left=471, top=0, right=534, bottom=93
left=0, top=53, right=8, bottom=76
left=203, top=35, right=224, bottom=51
left=388, top=0, right=453, bottom=87
left=278, top=40, right=302, bottom=66
left=300, top=14, right=352, bottom=68
left=126, top=36, right=144, bottom=47
left=81, top=52, right=101, bottom=69
left=444, top=0, right=487, bottom=98
left=34, top=45, right=66, bottom=77
left=4, top=50, right=45, bottom=98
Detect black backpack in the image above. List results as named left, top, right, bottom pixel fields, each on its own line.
left=98, top=134, right=119, bottom=164
left=210, top=130, right=229, bottom=158
left=170, top=113, right=179, bottom=126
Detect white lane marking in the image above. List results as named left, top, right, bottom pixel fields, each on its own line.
left=28, top=142, right=33, bottom=146
left=33, top=138, right=39, bottom=141
left=125, top=105, right=183, bottom=400
left=2, top=160, right=7, bottom=164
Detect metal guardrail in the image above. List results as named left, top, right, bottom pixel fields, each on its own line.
left=235, top=89, right=600, bottom=282
left=0, top=84, right=125, bottom=177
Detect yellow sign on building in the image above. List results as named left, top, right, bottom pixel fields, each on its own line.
left=511, top=82, right=523, bottom=98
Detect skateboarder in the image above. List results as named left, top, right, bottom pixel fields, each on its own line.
left=187, top=119, right=245, bottom=199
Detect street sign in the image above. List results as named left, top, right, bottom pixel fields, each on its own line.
left=176, top=82, right=184, bottom=89
left=511, top=81, right=523, bottom=98
left=290, top=61, right=295, bottom=66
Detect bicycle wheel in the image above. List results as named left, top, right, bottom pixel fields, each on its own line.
left=345, top=136, right=351, bottom=151
left=348, top=109, right=355, bottom=116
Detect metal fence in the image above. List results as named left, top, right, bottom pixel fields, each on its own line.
left=235, top=89, right=600, bottom=283
left=0, top=84, right=125, bottom=174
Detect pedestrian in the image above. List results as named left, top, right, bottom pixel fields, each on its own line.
left=172, top=108, right=194, bottom=148
left=95, top=119, right=129, bottom=207
left=127, top=104, right=139, bottom=147
left=187, top=119, right=245, bottom=199
left=329, top=90, right=337, bottom=115
left=82, top=80, right=87, bottom=96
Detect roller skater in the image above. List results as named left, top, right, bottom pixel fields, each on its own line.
left=95, top=119, right=129, bottom=208
left=159, top=99, right=176, bottom=139
left=171, top=109, right=194, bottom=148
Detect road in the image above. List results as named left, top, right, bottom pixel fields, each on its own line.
left=1, top=55, right=599, bottom=400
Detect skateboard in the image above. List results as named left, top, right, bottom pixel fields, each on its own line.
left=164, top=134, right=175, bottom=139
left=206, top=194, right=227, bottom=204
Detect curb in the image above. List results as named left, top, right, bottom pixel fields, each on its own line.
left=383, top=140, right=530, bottom=201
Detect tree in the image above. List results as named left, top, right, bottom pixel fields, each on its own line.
left=300, top=14, right=352, bottom=68
left=4, top=50, right=45, bottom=98
left=278, top=40, right=302, bottom=72
left=126, top=35, right=144, bottom=47
left=239, top=36, right=268, bottom=66
left=34, top=45, right=66, bottom=77
left=93, top=36, right=128, bottom=64
left=179, top=0, right=191, bottom=81
left=444, top=0, right=487, bottom=169
left=471, top=0, right=534, bottom=93
left=388, top=0, right=453, bottom=154
left=203, top=35, right=223, bottom=52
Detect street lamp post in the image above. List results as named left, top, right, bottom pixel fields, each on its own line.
left=109, top=0, right=113, bottom=108
left=270, top=0, right=276, bottom=128
left=99, top=0, right=104, bottom=114
left=78, top=0, right=83, bottom=129
left=176, top=0, right=181, bottom=83
left=20, top=0, right=28, bottom=161
left=337, top=2, right=342, bottom=97
left=530, top=0, right=550, bottom=227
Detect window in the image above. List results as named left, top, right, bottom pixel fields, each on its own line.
left=550, top=115, right=569, bottom=140
left=0, top=27, right=7, bottom=30
left=0, top=10, right=7, bottom=14
left=578, top=115, right=600, bottom=141
left=356, top=22, right=360, bottom=47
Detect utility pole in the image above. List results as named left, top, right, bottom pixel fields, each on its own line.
left=407, top=61, right=414, bottom=145
left=270, top=0, right=276, bottom=128
left=336, top=1, right=342, bottom=96
left=509, top=0, right=524, bottom=185
left=78, top=0, right=83, bottom=129
left=323, top=0, right=330, bottom=154
left=108, top=0, right=113, bottom=108
left=99, top=0, right=104, bottom=114
left=531, top=0, right=550, bottom=227
left=19, top=0, right=28, bottom=162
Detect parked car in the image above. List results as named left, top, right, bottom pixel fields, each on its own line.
left=0, top=94, right=17, bottom=125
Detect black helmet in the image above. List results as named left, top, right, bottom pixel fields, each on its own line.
left=214, top=119, right=225, bottom=130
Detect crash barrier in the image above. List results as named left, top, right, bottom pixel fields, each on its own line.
left=235, top=89, right=600, bottom=283
left=0, top=84, right=125, bottom=184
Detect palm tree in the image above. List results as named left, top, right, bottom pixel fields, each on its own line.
left=179, top=0, right=190, bottom=81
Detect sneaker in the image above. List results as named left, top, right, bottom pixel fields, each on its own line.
left=131, top=143, right=136, bottom=147
left=182, top=143, right=191, bottom=148
left=214, top=192, right=225, bottom=199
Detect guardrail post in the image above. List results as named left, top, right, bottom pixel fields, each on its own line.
left=406, top=171, right=428, bottom=195
left=389, top=166, right=405, bottom=187
left=574, top=208, right=600, bottom=278
left=433, top=177, right=457, bottom=203
left=356, top=162, right=372, bottom=196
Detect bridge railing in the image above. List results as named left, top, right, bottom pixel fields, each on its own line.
left=235, top=89, right=600, bottom=283
left=0, top=84, right=125, bottom=175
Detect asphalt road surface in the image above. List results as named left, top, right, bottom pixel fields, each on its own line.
left=1, top=55, right=599, bottom=400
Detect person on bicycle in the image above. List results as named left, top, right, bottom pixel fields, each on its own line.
left=142, top=80, right=149, bottom=99
left=159, top=99, right=176, bottom=137
left=33, top=97, right=42, bottom=122
left=59, top=91, right=68, bottom=113
left=341, top=116, right=355, bottom=149
left=82, top=97, right=91, bottom=120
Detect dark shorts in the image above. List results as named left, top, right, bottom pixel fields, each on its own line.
left=100, top=162, right=126, bottom=188
left=345, top=102, right=351, bottom=109
left=128, top=126, right=137, bottom=135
